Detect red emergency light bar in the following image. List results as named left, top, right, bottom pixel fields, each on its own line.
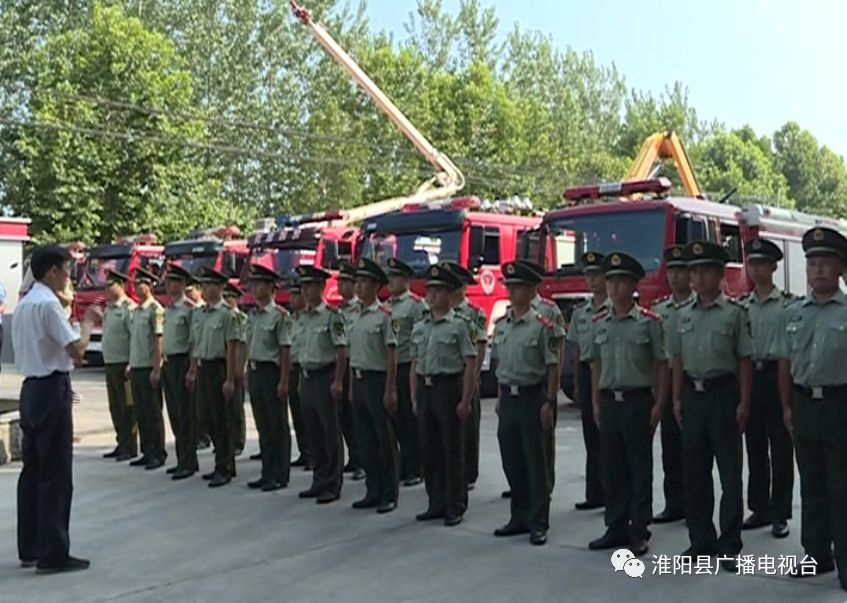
left=563, top=177, right=673, bottom=202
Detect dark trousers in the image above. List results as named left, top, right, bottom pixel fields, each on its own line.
left=250, top=363, right=290, bottom=484
left=497, top=386, right=550, bottom=530
left=231, top=382, right=246, bottom=453
left=130, top=367, right=166, bottom=462
left=681, top=381, right=743, bottom=555
left=195, top=373, right=210, bottom=447
left=746, top=363, right=794, bottom=521
left=104, top=362, right=137, bottom=455
left=578, top=361, right=604, bottom=502
left=17, top=372, right=73, bottom=564
left=301, top=365, right=343, bottom=496
left=419, top=374, right=467, bottom=517
left=659, top=373, right=684, bottom=514
left=792, top=387, right=847, bottom=570
left=289, top=364, right=309, bottom=461
left=545, top=401, right=558, bottom=494
left=600, top=391, right=653, bottom=540
left=340, top=364, right=359, bottom=468
left=464, top=383, right=481, bottom=484
left=162, top=354, right=197, bottom=471
left=396, top=362, right=421, bottom=480
left=198, top=360, right=235, bottom=477
left=353, top=370, right=400, bottom=504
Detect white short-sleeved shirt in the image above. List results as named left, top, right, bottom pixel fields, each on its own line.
left=12, top=281, right=78, bottom=377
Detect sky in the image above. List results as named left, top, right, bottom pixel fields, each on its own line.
left=365, top=0, right=847, bottom=158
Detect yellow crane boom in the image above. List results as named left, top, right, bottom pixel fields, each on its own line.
left=626, top=130, right=703, bottom=198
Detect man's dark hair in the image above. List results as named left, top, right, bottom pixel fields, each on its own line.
left=30, top=245, right=71, bottom=280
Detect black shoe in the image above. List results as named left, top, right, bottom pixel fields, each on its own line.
left=234, top=448, right=244, bottom=457
left=115, top=452, right=137, bottom=462
left=630, top=539, right=649, bottom=557
left=129, top=456, right=150, bottom=467
left=530, top=529, right=547, bottom=546
left=299, top=487, right=321, bottom=499
left=20, top=559, right=37, bottom=568
left=248, top=478, right=266, bottom=489
left=304, top=463, right=313, bottom=471
left=166, top=465, right=179, bottom=475
left=416, top=509, right=446, bottom=521
left=343, top=462, right=356, bottom=473
left=35, top=556, right=90, bottom=574
left=145, top=458, right=165, bottom=470
left=208, top=473, right=231, bottom=488
left=588, top=532, right=628, bottom=550
left=494, top=521, right=530, bottom=537
left=653, top=508, right=685, bottom=523
left=402, top=476, right=423, bottom=487
left=202, top=471, right=218, bottom=481
left=352, top=468, right=366, bottom=481
left=681, top=545, right=717, bottom=558
left=444, top=514, right=463, bottom=527
left=376, top=501, right=397, bottom=514
left=262, top=480, right=285, bottom=492
left=316, top=491, right=340, bottom=504
left=291, top=456, right=308, bottom=467
left=575, top=500, right=604, bottom=510
left=196, top=440, right=210, bottom=450
left=171, top=468, right=195, bottom=481
left=352, top=496, right=379, bottom=509
left=467, top=481, right=476, bottom=491
left=788, top=559, right=835, bottom=578
left=501, top=490, right=511, bottom=499
left=720, top=556, right=738, bottom=573
left=741, top=512, right=771, bottom=530
left=102, top=448, right=120, bottom=459
left=249, top=452, right=262, bottom=461
left=771, top=520, right=790, bottom=539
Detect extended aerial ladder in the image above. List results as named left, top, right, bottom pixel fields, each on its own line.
left=290, top=1, right=465, bottom=224
left=625, top=130, right=703, bottom=198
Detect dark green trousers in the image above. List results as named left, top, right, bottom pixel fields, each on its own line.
left=231, top=382, right=246, bottom=453
left=352, top=370, right=399, bottom=505
left=792, top=386, right=847, bottom=570
left=195, top=370, right=211, bottom=447
left=289, top=363, right=310, bottom=461
left=660, top=370, right=684, bottom=514
left=105, top=363, right=137, bottom=456
left=250, top=362, right=290, bottom=484
left=396, top=363, right=420, bottom=480
left=497, top=386, right=550, bottom=530
left=198, top=359, right=235, bottom=477
left=130, top=367, right=165, bottom=462
left=545, top=401, right=558, bottom=494
left=599, top=390, right=653, bottom=539
left=578, top=361, right=604, bottom=503
left=746, top=362, right=794, bottom=521
left=162, top=354, right=197, bottom=471
left=340, top=364, right=359, bottom=468
left=464, top=383, right=481, bottom=485
left=419, top=374, right=466, bottom=517
left=301, top=364, right=343, bottom=496
left=681, top=379, right=743, bottom=555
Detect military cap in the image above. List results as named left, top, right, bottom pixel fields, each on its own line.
left=663, top=245, right=687, bottom=268
left=579, top=251, right=605, bottom=274
left=198, top=266, right=229, bottom=285
left=440, top=261, right=476, bottom=286
left=224, top=282, right=244, bottom=298
left=106, top=269, right=130, bottom=285
left=745, top=238, right=783, bottom=263
left=133, top=267, right=158, bottom=285
left=355, top=257, right=388, bottom=286
left=249, top=264, right=280, bottom=283
left=683, top=240, right=730, bottom=267
left=802, top=227, right=847, bottom=259
left=514, top=259, right=547, bottom=279
left=296, top=264, right=331, bottom=283
left=425, top=264, right=463, bottom=290
left=165, top=264, right=192, bottom=282
left=386, top=256, right=415, bottom=278
left=501, top=261, right=542, bottom=286
left=338, top=260, right=356, bottom=282
left=602, top=251, right=645, bottom=280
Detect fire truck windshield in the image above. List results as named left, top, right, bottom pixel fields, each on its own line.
left=166, top=253, right=217, bottom=275
left=251, top=247, right=316, bottom=279
left=547, top=208, right=666, bottom=275
left=359, top=229, right=462, bottom=275
left=83, top=255, right=131, bottom=289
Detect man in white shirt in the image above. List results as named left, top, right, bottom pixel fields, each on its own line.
left=12, top=245, right=95, bottom=574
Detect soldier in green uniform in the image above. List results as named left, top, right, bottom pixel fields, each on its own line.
left=348, top=258, right=400, bottom=513
left=161, top=265, right=199, bottom=480
left=773, top=227, right=847, bottom=589
left=669, top=241, right=752, bottom=571
left=99, top=270, right=138, bottom=461
left=740, top=238, right=794, bottom=539
left=245, top=265, right=292, bottom=492
left=338, top=260, right=364, bottom=481
left=386, top=257, right=426, bottom=487
left=127, top=268, right=167, bottom=471
left=586, top=252, right=667, bottom=557
left=296, top=265, right=348, bottom=504
left=440, top=261, right=486, bottom=491
left=650, top=245, right=694, bottom=524
left=186, top=268, right=241, bottom=488
left=411, top=266, right=477, bottom=527
left=288, top=276, right=311, bottom=469
left=187, top=275, right=211, bottom=450
left=566, top=251, right=608, bottom=510
left=492, top=262, right=559, bottom=546
left=223, top=282, right=248, bottom=457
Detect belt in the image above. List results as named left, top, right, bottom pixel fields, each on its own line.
left=683, top=373, right=736, bottom=393
left=300, top=363, right=335, bottom=378
left=249, top=360, right=278, bottom=370
left=166, top=352, right=189, bottom=361
left=599, top=387, right=652, bottom=402
left=499, top=382, right=544, bottom=397
left=793, top=383, right=847, bottom=400
left=24, top=370, right=68, bottom=382
left=753, top=359, right=778, bottom=372
left=352, top=368, right=385, bottom=380
left=421, top=373, right=462, bottom=387
left=197, top=358, right=226, bottom=367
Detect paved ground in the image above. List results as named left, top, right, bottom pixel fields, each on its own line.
left=1, top=367, right=845, bottom=603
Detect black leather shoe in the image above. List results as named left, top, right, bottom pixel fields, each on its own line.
left=196, top=440, right=210, bottom=450
left=166, top=466, right=179, bottom=475
left=575, top=500, right=604, bottom=510
left=588, top=532, right=628, bottom=550
left=129, top=456, right=150, bottom=467
left=234, top=448, right=244, bottom=457
left=376, top=501, right=397, bottom=514
left=530, top=529, right=547, bottom=546
left=262, top=480, right=285, bottom=492
left=304, top=463, right=313, bottom=471
left=681, top=545, right=717, bottom=558
left=630, top=539, right=649, bottom=557
left=343, top=462, right=356, bottom=473
left=352, top=497, right=379, bottom=509
left=202, top=471, right=218, bottom=481
left=299, top=487, right=321, bottom=499
left=444, top=514, right=463, bottom=527
left=742, top=513, right=771, bottom=530
left=720, top=557, right=738, bottom=573
left=467, top=481, right=476, bottom=491
left=249, top=452, right=262, bottom=461
left=494, top=521, right=530, bottom=537
left=20, top=559, right=37, bottom=568
left=171, top=468, right=195, bottom=481
left=247, top=478, right=266, bottom=489
left=102, top=448, right=120, bottom=459
left=115, top=452, right=137, bottom=462
left=501, top=490, right=511, bottom=499
left=402, top=476, right=423, bottom=487
left=291, top=456, right=308, bottom=467
left=35, top=556, right=90, bottom=574
left=145, top=458, right=165, bottom=471
left=416, top=509, right=446, bottom=521
left=352, top=468, right=366, bottom=481
left=653, top=508, right=685, bottom=523
left=316, top=491, right=340, bottom=504
left=789, top=559, right=835, bottom=578
left=772, top=520, right=790, bottom=539
left=208, top=473, right=231, bottom=488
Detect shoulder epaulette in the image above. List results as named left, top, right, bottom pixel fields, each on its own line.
left=592, top=309, right=609, bottom=323
left=276, top=305, right=289, bottom=315
left=539, top=297, right=556, bottom=307
left=639, top=307, right=660, bottom=321
left=592, top=305, right=607, bottom=316
left=467, top=302, right=480, bottom=313
left=379, top=305, right=392, bottom=315
left=653, top=294, right=670, bottom=305
left=536, top=313, right=554, bottom=329
left=410, top=292, right=423, bottom=302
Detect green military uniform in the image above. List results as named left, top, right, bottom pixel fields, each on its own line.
left=297, top=265, right=348, bottom=502
left=225, top=286, right=248, bottom=456
left=349, top=258, right=400, bottom=511
left=454, top=296, right=486, bottom=487
left=771, top=227, right=847, bottom=584
left=669, top=241, right=752, bottom=557
left=493, top=262, right=558, bottom=544
left=588, top=252, right=665, bottom=552
left=101, top=273, right=138, bottom=459
left=288, top=280, right=310, bottom=467
left=338, top=262, right=362, bottom=474
left=412, top=266, right=477, bottom=524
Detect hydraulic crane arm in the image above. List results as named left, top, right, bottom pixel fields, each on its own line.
left=626, top=130, right=703, bottom=198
